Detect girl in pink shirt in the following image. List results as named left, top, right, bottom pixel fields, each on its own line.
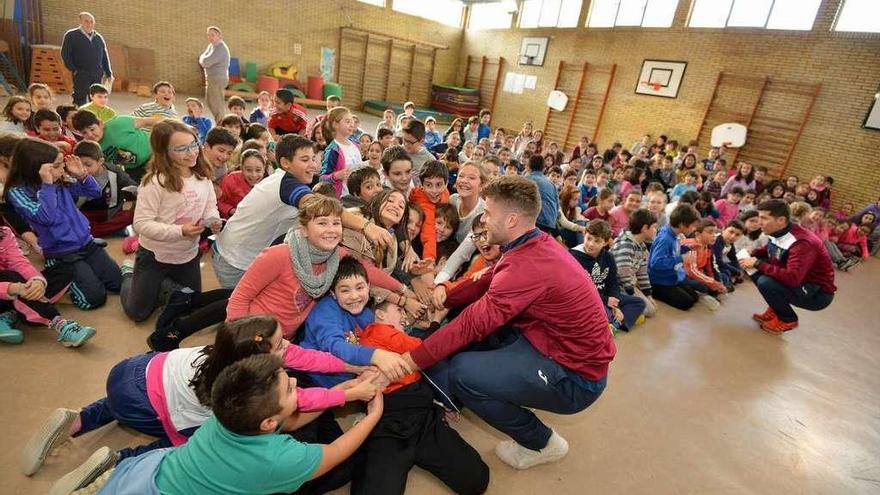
left=21, top=315, right=377, bottom=477
left=123, top=121, right=222, bottom=322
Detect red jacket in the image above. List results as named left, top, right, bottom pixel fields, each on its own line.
left=409, top=187, right=450, bottom=262
left=753, top=224, right=836, bottom=294
left=410, top=231, right=616, bottom=381
left=217, top=171, right=254, bottom=218
left=268, top=104, right=308, bottom=135
left=358, top=323, right=422, bottom=394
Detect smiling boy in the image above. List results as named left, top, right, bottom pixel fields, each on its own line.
left=132, top=81, right=178, bottom=127
left=409, top=160, right=451, bottom=262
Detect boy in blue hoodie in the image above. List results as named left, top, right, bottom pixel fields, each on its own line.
left=648, top=203, right=701, bottom=310
left=569, top=219, right=646, bottom=333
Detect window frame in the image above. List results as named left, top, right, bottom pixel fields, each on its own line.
left=586, top=0, right=679, bottom=29
left=687, top=0, right=821, bottom=31
left=519, top=0, right=584, bottom=29
left=468, top=1, right=516, bottom=31
left=832, top=0, right=880, bottom=34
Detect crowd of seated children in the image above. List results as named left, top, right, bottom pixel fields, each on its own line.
left=3, top=79, right=877, bottom=495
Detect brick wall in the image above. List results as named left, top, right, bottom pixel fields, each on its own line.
left=41, top=0, right=463, bottom=101
left=461, top=0, right=880, bottom=207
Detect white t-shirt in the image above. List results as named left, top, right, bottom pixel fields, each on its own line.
left=216, top=169, right=311, bottom=271
left=336, top=139, right=364, bottom=196
left=159, top=346, right=211, bottom=432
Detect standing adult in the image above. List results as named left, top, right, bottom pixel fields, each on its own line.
left=525, top=154, right=559, bottom=237
left=198, top=26, right=230, bottom=123
left=61, top=12, right=112, bottom=106
left=402, top=176, right=616, bottom=470
left=739, top=199, right=836, bottom=335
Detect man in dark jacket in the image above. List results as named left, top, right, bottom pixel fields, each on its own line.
left=739, top=199, right=836, bottom=335
left=61, top=12, right=112, bottom=106
left=402, top=176, right=616, bottom=471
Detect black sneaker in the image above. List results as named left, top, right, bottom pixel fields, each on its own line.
left=149, top=288, right=194, bottom=351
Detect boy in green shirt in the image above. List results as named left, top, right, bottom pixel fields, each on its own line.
left=78, top=83, right=117, bottom=123
left=48, top=354, right=384, bottom=495
left=72, top=110, right=155, bottom=181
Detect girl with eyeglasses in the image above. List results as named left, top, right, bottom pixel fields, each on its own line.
left=121, top=120, right=222, bottom=323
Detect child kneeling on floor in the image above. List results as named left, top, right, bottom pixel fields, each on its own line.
left=303, top=256, right=490, bottom=495
left=55, top=353, right=383, bottom=495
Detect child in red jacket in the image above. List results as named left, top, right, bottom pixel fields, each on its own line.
left=267, top=89, right=308, bottom=141
left=30, top=110, right=76, bottom=155
left=353, top=297, right=489, bottom=495
left=0, top=226, right=95, bottom=346
left=217, top=149, right=268, bottom=218
left=681, top=219, right=726, bottom=310
left=408, top=160, right=450, bottom=262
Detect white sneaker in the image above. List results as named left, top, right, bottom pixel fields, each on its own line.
left=21, top=408, right=79, bottom=476
left=495, top=430, right=569, bottom=470
left=49, top=446, right=116, bottom=495
left=698, top=294, right=720, bottom=311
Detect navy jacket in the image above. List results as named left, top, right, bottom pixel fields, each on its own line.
left=61, top=28, right=112, bottom=76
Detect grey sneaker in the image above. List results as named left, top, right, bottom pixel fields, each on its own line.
left=698, top=294, right=721, bottom=311
left=48, top=446, right=116, bottom=495
left=21, top=408, right=79, bottom=475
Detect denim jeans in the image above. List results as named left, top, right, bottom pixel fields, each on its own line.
left=448, top=333, right=607, bottom=451
left=211, top=244, right=246, bottom=289
left=752, top=274, right=834, bottom=323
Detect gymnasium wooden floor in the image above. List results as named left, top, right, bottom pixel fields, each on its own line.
left=0, top=94, right=878, bottom=494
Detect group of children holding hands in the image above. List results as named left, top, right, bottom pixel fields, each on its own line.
left=1, top=82, right=873, bottom=494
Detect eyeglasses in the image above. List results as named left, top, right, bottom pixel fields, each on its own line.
left=171, top=142, right=200, bottom=154
left=403, top=137, right=420, bottom=146
left=469, top=231, right=488, bottom=242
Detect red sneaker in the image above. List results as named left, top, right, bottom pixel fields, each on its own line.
left=752, top=307, right=776, bottom=323
left=760, top=316, right=798, bottom=335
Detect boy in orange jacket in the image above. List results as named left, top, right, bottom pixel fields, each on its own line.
left=408, top=160, right=450, bottom=262
left=681, top=218, right=726, bottom=311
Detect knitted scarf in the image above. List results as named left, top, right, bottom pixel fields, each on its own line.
left=284, top=228, right=339, bottom=299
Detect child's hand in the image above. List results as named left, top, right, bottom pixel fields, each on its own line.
left=612, top=307, right=624, bottom=323
left=431, top=285, right=447, bottom=310
left=366, top=391, right=384, bottom=417
left=6, top=282, right=23, bottom=297
left=364, top=223, right=394, bottom=250
left=180, top=222, right=204, bottom=237
left=409, top=258, right=435, bottom=276
left=64, top=155, right=86, bottom=178
left=344, top=379, right=379, bottom=402
left=21, top=278, right=46, bottom=301
left=403, top=296, right=427, bottom=321
left=38, top=163, right=57, bottom=184
left=370, top=349, right=411, bottom=381
left=333, top=168, right=353, bottom=182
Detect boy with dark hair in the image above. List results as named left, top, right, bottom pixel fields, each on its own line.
left=570, top=220, right=647, bottom=333
left=681, top=219, right=727, bottom=311
left=526, top=154, right=559, bottom=236
left=433, top=202, right=461, bottom=266
left=132, top=81, right=178, bottom=123
left=713, top=219, right=746, bottom=289
left=401, top=119, right=433, bottom=179
left=409, top=160, right=450, bottom=262
left=79, top=83, right=116, bottom=123
left=31, top=109, right=76, bottom=154
left=56, top=104, right=80, bottom=141
left=182, top=97, right=212, bottom=144
left=376, top=127, right=395, bottom=148
left=477, top=109, right=492, bottom=141
left=268, top=88, right=308, bottom=140
left=462, top=116, right=479, bottom=144
left=65, top=353, right=383, bottom=495
left=341, top=167, right=381, bottom=209
left=226, top=95, right=248, bottom=125
left=380, top=145, right=414, bottom=196
left=611, top=208, right=659, bottom=317
left=648, top=203, right=702, bottom=310
left=203, top=127, right=238, bottom=183
left=74, top=140, right=138, bottom=237
left=71, top=110, right=152, bottom=180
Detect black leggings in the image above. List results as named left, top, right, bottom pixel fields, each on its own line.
left=651, top=283, right=699, bottom=311
left=121, top=246, right=202, bottom=322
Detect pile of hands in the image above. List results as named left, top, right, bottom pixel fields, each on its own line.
left=7, top=278, right=47, bottom=301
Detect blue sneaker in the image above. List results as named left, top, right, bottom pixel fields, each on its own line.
left=55, top=319, right=96, bottom=348
left=0, top=310, right=23, bottom=344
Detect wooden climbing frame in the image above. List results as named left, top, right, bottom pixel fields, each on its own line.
left=543, top=60, right=617, bottom=151
left=463, top=55, right=505, bottom=114
left=697, top=71, right=821, bottom=178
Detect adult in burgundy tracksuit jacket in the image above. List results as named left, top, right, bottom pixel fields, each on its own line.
left=742, top=200, right=836, bottom=326
left=404, top=177, right=616, bottom=457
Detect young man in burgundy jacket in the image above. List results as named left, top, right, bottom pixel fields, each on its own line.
left=739, top=199, right=836, bottom=335
left=401, top=176, right=617, bottom=470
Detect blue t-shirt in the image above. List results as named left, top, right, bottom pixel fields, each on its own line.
left=156, top=416, right=322, bottom=494
left=301, top=296, right=376, bottom=387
